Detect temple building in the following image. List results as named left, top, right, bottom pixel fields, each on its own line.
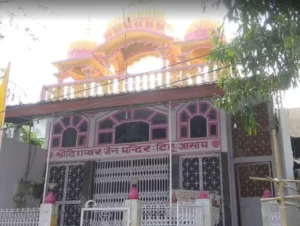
left=4, top=1, right=283, bottom=226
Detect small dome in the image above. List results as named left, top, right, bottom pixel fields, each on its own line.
left=67, top=39, right=98, bottom=59
left=184, top=19, right=220, bottom=41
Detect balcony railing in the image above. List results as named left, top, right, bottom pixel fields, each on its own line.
left=40, top=64, right=225, bottom=102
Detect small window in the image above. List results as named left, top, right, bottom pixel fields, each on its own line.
left=115, top=121, right=149, bottom=144
left=134, top=109, right=152, bottom=120
left=180, top=111, right=188, bottom=122
left=188, top=104, right=197, bottom=114
left=152, top=128, right=166, bottom=139
left=210, top=125, right=217, bottom=136
left=54, top=124, right=63, bottom=134
left=99, top=133, right=112, bottom=144
left=52, top=138, right=60, bottom=147
left=79, top=136, right=87, bottom=145
left=62, top=128, right=77, bottom=147
left=62, top=117, right=71, bottom=127
left=190, top=115, right=207, bottom=138
left=79, top=121, right=88, bottom=132
left=209, top=110, right=217, bottom=120
left=200, top=104, right=208, bottom=113
left=100, top=119, right=113, bottom=129
left=73, top=116, right=82, bottom=126
left=152, top=114, right=167, bottom=125
left=115, top=111, right=131, bottom=121
left=181, top=127, right=187, bottom=137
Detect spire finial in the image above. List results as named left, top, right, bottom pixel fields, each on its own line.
left=84, top=13, right=91, bottom=37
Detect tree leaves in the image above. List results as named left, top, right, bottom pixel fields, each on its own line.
left=5, top=123, right=44, bottom=147
left=20, top=126, right=43, bottom=148
left=208, top=0, right=300, bottom=135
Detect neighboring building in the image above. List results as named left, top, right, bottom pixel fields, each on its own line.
left=284, top=108, right=300, bottom=190
left=4, top=2, right=294, bottom=226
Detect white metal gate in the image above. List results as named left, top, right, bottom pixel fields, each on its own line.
left=179, top=154, right=224, bottom=226
left=0, top=208, right=40, bottom=225
left=80, top=201, right=130, bottom=226
left=141, top=202, right=204, bottom=226
left=93, top=157, right=169, bottom=206
left=48, top=162, right=84, bottom=226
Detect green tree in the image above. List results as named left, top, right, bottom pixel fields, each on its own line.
left=19, top=125, right=43, bottom=148
left=208, top=0, right=300, bottom=134
left=5, top=123, right=44, bottom=147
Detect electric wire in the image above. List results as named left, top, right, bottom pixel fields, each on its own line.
left=2, top=64, right=230, bottom=130
left=3, top=42, right=300, bottom=129
left=40, top=28, right=299, bottom=102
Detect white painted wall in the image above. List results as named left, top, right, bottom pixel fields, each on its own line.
left=278, top=109, right=296, bottom=194
left=0, top=136, right=46, bottom=208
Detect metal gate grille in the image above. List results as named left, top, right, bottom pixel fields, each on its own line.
left=141, top=203, right=204, bottom=226
left=0, top=208, right=40, bottom=225
left=80, top=201, right=130, bottom=226
left=93, top=157, right=169, bottom=206
left=48, top=162, right=84, bottom=226
left=179, top=154, right=224, bottom=226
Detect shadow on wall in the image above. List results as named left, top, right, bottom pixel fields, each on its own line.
left=0, top=136, right=46, bottom=208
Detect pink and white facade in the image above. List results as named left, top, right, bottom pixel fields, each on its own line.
left=45, top=101, right=231, bottom=226
left=4, top=2, right=281, bottom=225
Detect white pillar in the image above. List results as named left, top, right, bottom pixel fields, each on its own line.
left=260, top=201, right=270, bottom=226
left=124, top=199, right=141, bottom=226
left=38, top=203, right=58, bottom=226
left=196, top=194, right=213, bottom=226
left=278, top=109, right=297, bottom=195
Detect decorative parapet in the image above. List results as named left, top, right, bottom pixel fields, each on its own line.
left=40, top=63, right=229, bottom=102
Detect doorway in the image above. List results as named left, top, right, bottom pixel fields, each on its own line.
left=235, top=162, right=273, bottom=226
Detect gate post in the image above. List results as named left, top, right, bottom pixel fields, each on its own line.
left=261, top=189, right=273, bottom=226
left=196, top=191, right=213, bottom=226
left=38, top=204, right=58, bottom=226
left=125, top=183, right=141, bottom=226
left=39, top=184, right=58, bottom=226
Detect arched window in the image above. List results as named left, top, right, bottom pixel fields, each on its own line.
left=51, top=115, right=89, bottom=148
left=178, top=101, right=219, bottom=139
left=115, top=121, right=149, bottom=144
left=96, top=108, right=168, bottom=145
left=190, top=115, right=207, bottom=138
left=62, top=128, right=77, bottom=147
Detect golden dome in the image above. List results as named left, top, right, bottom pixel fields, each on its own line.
left=184, top=19, right=220, bottom=41
left=103, top=8, right=173, bottom=41
left=67, top=39, right=98, bottom=59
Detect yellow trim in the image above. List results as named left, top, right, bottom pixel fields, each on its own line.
left=0, top=62, right=10, bottom=129
left=185, top=19, right=220, bottom=37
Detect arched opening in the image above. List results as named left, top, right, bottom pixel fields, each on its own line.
left=190, top=115, right=207, bottom=138
left=115, top=121, right=149, bottom=144
left=127, top=56, right=162, bottom=74
left=62, top=128, right=78, bottom=147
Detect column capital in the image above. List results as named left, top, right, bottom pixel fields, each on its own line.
left=156, top=47, right=169, bottom=58
left=94, top=54, right=112, bottom=67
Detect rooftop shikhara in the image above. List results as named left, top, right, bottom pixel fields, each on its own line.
left=6, top=2, right=229, bottom=121
left=38, top=2, right=226, bottom=102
